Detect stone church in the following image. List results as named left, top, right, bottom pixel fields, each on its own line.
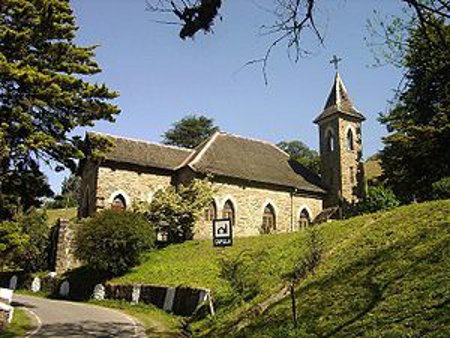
left=78, top=72, right=365, bottom=239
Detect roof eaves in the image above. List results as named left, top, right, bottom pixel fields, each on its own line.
left=87, top=131, right=194, bottom=153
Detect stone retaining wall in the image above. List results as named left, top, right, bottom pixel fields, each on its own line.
left=105, top=283, right=211, bottom=316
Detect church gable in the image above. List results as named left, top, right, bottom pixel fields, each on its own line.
left=184, top=132, right=325, bottom=194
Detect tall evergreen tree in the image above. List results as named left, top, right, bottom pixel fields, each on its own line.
left=0, top=0, right=120, bottom=219
left=379, top=20, right=450, bottom=202
left=162, top=114, right=219, bottom=148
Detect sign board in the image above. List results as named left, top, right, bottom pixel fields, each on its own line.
left=213, top=218, right=233, bottom=247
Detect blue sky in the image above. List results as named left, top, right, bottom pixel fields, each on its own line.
left=48, top=0, right=405, bottom=192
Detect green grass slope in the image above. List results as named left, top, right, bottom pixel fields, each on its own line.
left=45, top=207, right=77, bottom=226
left=113, top=200, right=450, bottom=337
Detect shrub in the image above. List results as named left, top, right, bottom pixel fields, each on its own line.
left=75, top=210, right=155, bottom=276
left=146, top=178, right=214, bottom=243
left=431, top=177, right=450, bottom=200
left=347, top=185, right=400, bottom=216
left=14, top=209, right=50, bottom=272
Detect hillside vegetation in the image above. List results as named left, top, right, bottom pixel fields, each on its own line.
left=113, top=200, right=450, bottom=337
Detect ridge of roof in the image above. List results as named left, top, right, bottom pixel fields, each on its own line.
left=217, top=131, right=288, bottom=151
left=87, top=131, right=193, bottom=153
left=174, top=131, right=220, bottom=170
left=221, top=132, right=297, bottom=160
left=187, top=131, right=221, bottom=168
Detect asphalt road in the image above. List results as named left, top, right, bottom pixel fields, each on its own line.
left=12, top=294, right=146, bottom=338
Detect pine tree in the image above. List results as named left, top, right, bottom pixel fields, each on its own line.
left=162, top=114, right=219, bottom=148
left=380, top=20, right=450, bottom=202
left=0, top=0, right=120, bottom=218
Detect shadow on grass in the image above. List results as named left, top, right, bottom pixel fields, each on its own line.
left=224, top=222, right=449, bottom=338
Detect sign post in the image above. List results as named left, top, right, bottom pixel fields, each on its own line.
left=212, top=218, right=233, bottom=247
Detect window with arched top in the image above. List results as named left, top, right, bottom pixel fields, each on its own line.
left=111, top=194, right=126, bottom=211
left=346, top=128, right=354, bottom=151
left=262, top=204, right=276, bottom=234
left=299, top=208, right=311, bottom=229
left=326, top=130, right=335, bottom=152
left=222, top=200, right=235, bottom=225
left=204, top=201, right=217, bottom=222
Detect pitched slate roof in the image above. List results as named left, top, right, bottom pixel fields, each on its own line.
left=314, top=72, right=365, bottom=124
left=89, top=131, right=325, bottom=194
left=183, top=132, right=325, bottom=194
left=88, top=132, right=193, bottom=170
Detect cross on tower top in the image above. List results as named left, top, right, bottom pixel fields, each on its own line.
left=330, top=55, right=342, bottom=71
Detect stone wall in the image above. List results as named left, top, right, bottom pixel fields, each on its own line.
left=81, top=160, right=323, bottom=240
left=337, top=118, right=365, bottom=204
left=54, top=219, right=81, bottom=275
left=194, top=177, right=323, bottom=239
left=318, top=116, right=365, bottom=207
left=96, top=162, right=173, bottom=212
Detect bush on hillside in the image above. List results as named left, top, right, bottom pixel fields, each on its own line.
left=13, top=209, right=51, bottom=272
left=75, top=210, right=155, bottom=276
left=347, top=185, right=400, bottom=216
left=431, top=177, right=450, bottom=200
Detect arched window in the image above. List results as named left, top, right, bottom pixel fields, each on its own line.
left=111, top=194, right=126, bottom=211
left=299, top=208, right=311, bottom=229
left=346, top=128, right=354, bottom=151
left=204, top=201, right=217, bottom=222
left=262, top=204, right=276, bottom=234
left=222, top=200, right=235, bottom=225
left=326, top=130, right=335, bottom=152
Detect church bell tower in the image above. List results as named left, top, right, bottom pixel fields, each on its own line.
left=314, top=71, right=366, bottom=209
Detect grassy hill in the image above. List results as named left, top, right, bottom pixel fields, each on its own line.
left=45, top=207, right=77, bottom=226
left=113, top=200, right=450, bottom=337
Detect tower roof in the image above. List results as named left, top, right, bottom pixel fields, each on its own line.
left=314, top=72, right=365, bottom=124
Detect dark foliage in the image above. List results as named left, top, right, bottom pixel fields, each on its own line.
left=346, top=185, right=400, bottom=217
left=277, top=140, right=321, bottom=176
left=162, top=114, right=219, bottom=149
left=0, top=0, right=120, bottom=220
left=431, top=177, right=450, bottom=200
left=75, top=210, right=155, bottom=276
left=13, top=209, right=51, bottom=272
left=380, top=20, right=450, bottom=202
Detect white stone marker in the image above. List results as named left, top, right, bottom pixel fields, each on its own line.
left=31, top=277, right=41, bottom=293
left=59, top=280, right=70, bottom=297
left=9, top=275, right=18, bottom=291
left=131, top=285, right=140, bottom=304
left=163, top=287, right=176, bottom=312
left=92, top=284, right=105, bottom=301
